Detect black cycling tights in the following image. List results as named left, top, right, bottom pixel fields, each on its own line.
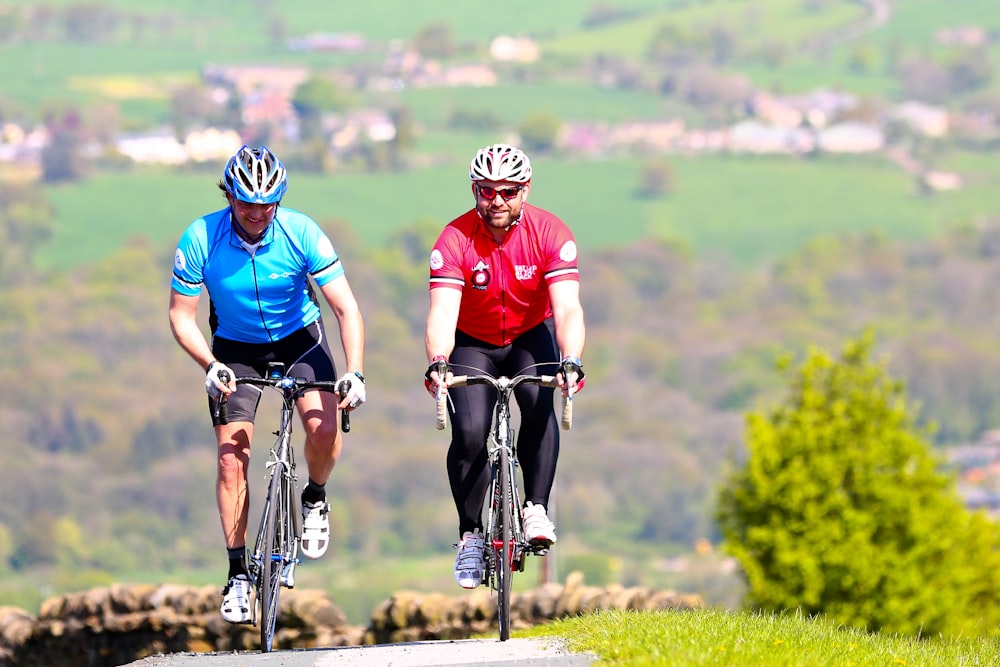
left=446, top=320, right=561, bottom=537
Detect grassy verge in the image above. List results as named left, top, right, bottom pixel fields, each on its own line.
left=520, top=608, right=1000, bottom=666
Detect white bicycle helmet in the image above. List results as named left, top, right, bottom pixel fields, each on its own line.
left=222, top=145, right=288, bottom=204
left=469, top=143, right=532, bottom=183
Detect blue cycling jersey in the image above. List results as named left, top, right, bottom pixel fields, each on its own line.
left=171, top=206, right=345, bottom=343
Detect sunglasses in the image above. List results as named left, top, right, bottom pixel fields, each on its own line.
left=476, top=184, right=523, bottom=201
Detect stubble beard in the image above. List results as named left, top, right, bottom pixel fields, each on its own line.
left=477, top=202, right=521, bottom=232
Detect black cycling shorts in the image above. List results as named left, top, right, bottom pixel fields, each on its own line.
left=208, top=319, right=337, bottom=426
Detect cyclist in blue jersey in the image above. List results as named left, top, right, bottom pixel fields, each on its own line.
left=168, top=145, right=366, bottom=624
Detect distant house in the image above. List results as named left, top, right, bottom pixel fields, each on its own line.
left=609, top=120, right=686, bottom=152
left=202, top=64, right=310, bottom=97
left=772, top=88, right=858, bottom=128
left=442, top=64, right=497, bottom=87
left=0, top=123, right=46, bottom=164
left=490, top=36, right=540, bottom=63
left=923, top=170, right=962, bottom=192
left=287, top=33, right=366, bottom=54
left=184, top=128, right=243, bottom=162
left=115, top=127, right=242, bottom=165
left=241, top=89, right=296, bottom=127
left=116, top=130, right=187, bottom=165
left=557, top=122, right=609, bottom=155
left=327, top=109, right=397, bottom=153
left=935, top=25, right=988, bottom=48
left=890, top=101, right=950, bottom=138
left=727, top=120, right=815, bottom=154
left=817, top=122, right=884, bottom=153
left=750, top=93, right=805, bottom=128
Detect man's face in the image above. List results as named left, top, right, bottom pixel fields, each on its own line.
left=473, top=181, right=529, bottom=233
left=228, top=194, right=277, bottom=237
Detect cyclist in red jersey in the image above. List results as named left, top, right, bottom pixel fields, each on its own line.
left=424, top=143, right=586, bottom=589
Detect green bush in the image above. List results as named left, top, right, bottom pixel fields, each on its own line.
left=717, top=332, right=1000, bottom=637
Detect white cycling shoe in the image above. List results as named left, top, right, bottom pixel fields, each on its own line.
left=220, top=574, right=252, bottom=624
left=522, top=502, right=557, bottom=547
left=301, top=500, right=331, bottom=559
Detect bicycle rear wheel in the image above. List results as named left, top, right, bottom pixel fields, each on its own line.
left=258, top=461, right=287, bottom=652
left=496, top=446, right=513, bottom=641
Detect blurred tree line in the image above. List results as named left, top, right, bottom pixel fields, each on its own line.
left=2, top=181, right=1000, bottom=611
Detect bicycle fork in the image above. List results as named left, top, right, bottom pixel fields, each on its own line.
left=487, top=446, right=524, bottom=578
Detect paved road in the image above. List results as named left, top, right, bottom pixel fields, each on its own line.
left=126, top=638, right=596, bottom=667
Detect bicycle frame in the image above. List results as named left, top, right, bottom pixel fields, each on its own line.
left=216, top=368, right=347, bottom=652
left=248, top=386, right=300, bottom=652
left=437, top=365, right=572, bottom=641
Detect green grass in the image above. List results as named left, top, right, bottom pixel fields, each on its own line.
left=0, top=0, right=676, bottom=114
left=395, top=83, right=675, bottom=126
left=868, top=0, right=1000, bottom=50
left=741, top=0, right=1000, bottom=96
left=39, top=152, right=1000, bottom=272
left=541, top=0, right=866, bottom=59
left=522, top=608, right=1000, bottom=666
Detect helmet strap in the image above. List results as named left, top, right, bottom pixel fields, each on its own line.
left=230, top=215, right=270, bottom=244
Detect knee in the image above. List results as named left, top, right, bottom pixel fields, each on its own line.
left=217, top=449, right=247, bottom=482
left=307, top=418, right=340, bottom=449
left=451, top=420, right=489, bottom=457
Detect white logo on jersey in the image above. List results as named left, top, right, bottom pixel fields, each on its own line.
left=559, top=240, right=577, bottom=262
left=174, top=248, right=186, bottom=272
left=429, top=248, right=444, bottom=271
left=515, top=265, right=537, bottom=280
left=317, top=236, right=335, bottom=259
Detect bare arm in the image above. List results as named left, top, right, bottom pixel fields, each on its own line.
left=549, top=280, right=586, bottom=362
left=425, top=287, right=462, bottom=362
left=317, top=275, right=365, bottom=378
left=168, top=289, right=214, bottom=371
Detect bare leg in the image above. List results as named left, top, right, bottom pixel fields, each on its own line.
left=297, top=390, right=342, bottom=485
left=216, top=422, right=253, bottom=549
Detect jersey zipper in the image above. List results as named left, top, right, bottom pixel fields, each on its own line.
left=245, top=250, right=273, bottom=341
left=497, top=243, right=507, bottom=344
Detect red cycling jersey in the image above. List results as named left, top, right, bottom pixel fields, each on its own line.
left=429, top=202, right=580, bottom=347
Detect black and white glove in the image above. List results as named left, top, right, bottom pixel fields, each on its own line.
left=205, top=361, right=235, bottom=399
left=558, top=356, right=586, bottom=395
left=338, top=372, right=366, bottom=408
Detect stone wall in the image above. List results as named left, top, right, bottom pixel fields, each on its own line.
left=0, top=572, right=702, bottom=666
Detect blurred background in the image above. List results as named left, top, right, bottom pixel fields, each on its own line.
left=0, top=0, right=998, bottom=624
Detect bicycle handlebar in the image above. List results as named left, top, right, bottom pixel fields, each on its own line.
left=435, top=373, right=573, bottom=431
left=214, top=371, right=352, bottom=432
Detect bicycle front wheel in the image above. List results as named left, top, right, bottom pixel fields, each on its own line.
left=496, top=446, right=513, bottom=641
left=258, top=460, right=287, bottom=652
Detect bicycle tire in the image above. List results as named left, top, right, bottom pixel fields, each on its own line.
left=496, top=446, right=513, bottom=641
left=259, top=460, right=286, bottom=652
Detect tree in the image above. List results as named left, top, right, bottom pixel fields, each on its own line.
left=0, top=182, right=54, bottom=283
left=41, top=106, right=87, bottom=183
left=716, top=332, right=1000, bottom=637
left=637, top=157, right=675, bottom=198
left=411, top=21, right=455, bottom=59
left=168, top=83, right=218, bottom=137
left=291, top=74, right=350, bottom=142
left=519, top=112, right=561, bottom=154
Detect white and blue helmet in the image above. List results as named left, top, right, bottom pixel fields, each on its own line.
left=469, top=143, right=532, bottom=183
left=222, top=145, right=288, bottom=204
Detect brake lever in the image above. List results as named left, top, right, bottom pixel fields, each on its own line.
left=337, top=379, right=352, bottom=433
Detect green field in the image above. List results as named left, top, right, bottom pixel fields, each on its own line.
left=40, top=152, right=1000, bottom=272
left=541, top=0, right=866, bottom=59
left=13, top=0, right=997, bottom=122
